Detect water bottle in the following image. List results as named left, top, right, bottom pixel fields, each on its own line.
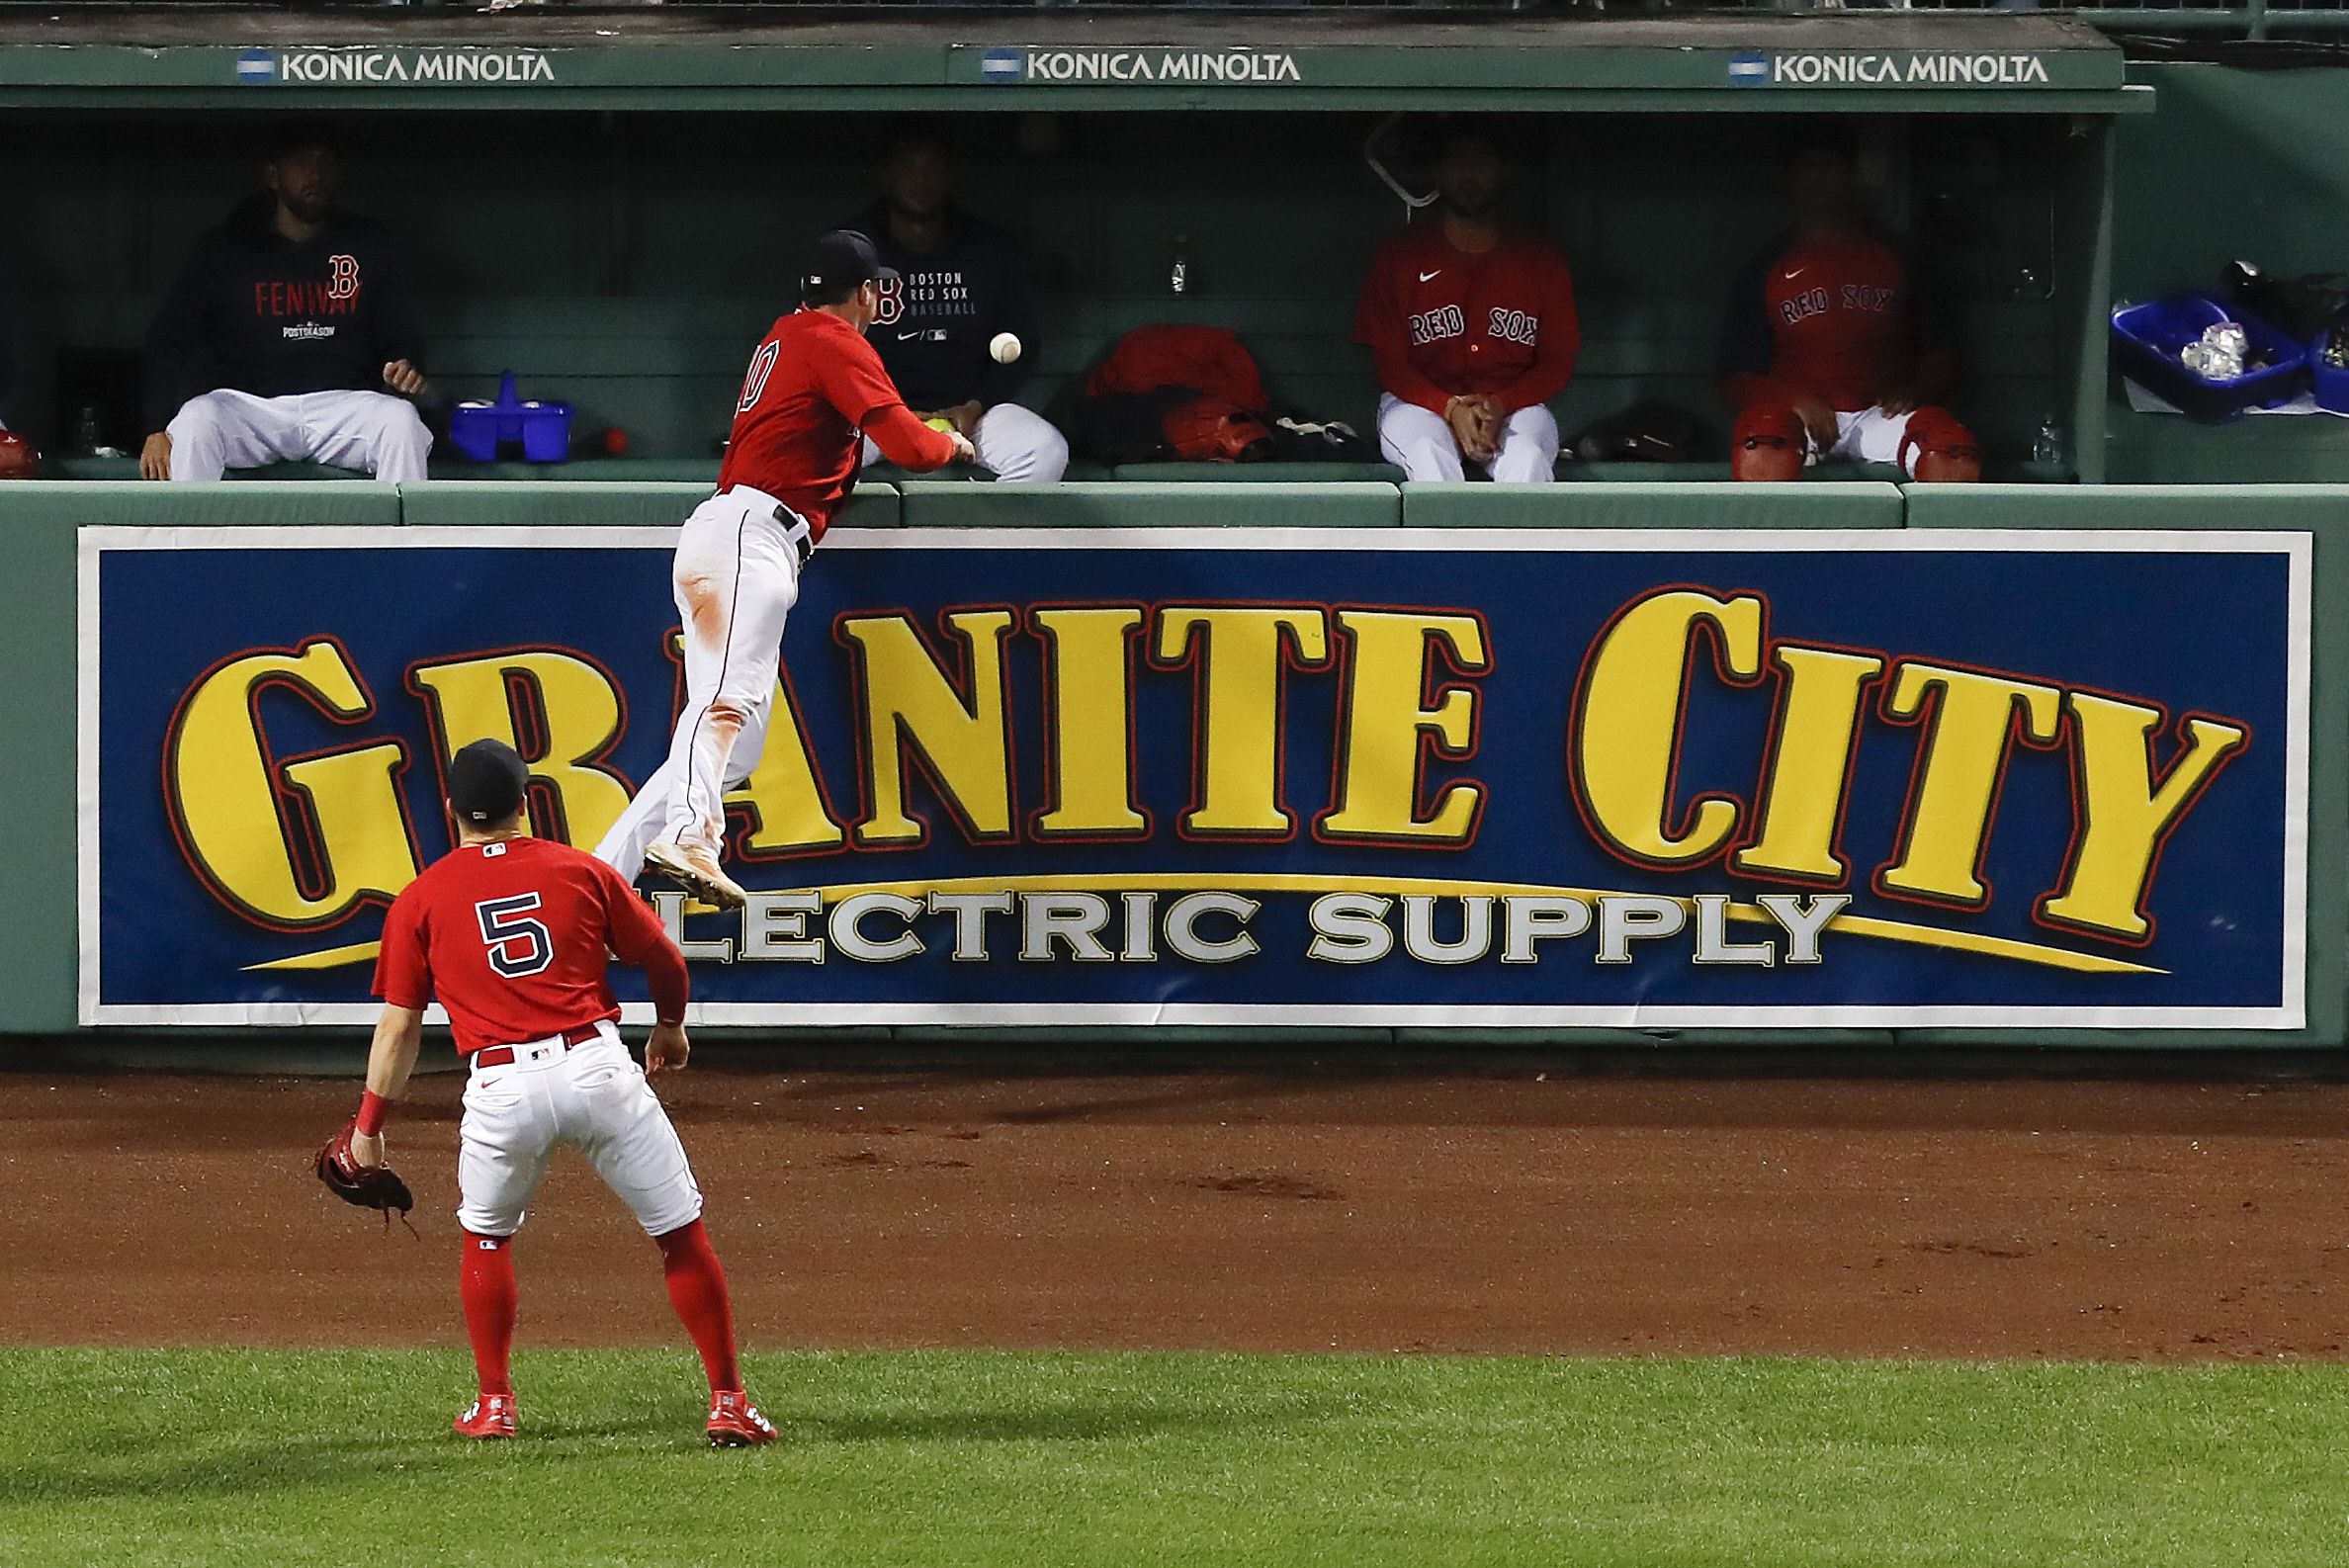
left=1170, top=235, right=1190, bottom=298
left=73, top=404, right=100, bottom=457
left=2032, top=416, right=2065, bottom=470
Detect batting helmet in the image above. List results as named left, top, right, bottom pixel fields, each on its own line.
left=1898, top=407, right=1981, bottom=483
left=0, top=431, right=40, bottom=480
left=1162, top=396, right=1273, bottom=464
left=1730, top=401, right=1807, bottom=483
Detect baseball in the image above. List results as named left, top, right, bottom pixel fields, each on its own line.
left=990, top=331, right=1022, bottom=365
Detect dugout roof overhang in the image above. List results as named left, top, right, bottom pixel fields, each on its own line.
left=0, top=8, right=2146, bottom=116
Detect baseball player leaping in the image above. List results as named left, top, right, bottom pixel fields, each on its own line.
left=596, top=230, right=973, bottom=909
left=329, top=740, right=774, bottom=1446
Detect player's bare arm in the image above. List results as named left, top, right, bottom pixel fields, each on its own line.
left=350, top=1002, right=426, bottom=1169
left=138, top=432, right=171, bottom=480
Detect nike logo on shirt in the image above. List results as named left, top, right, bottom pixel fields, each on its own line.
left=896, top=330, right=921, bottom=340
left=1418, top=270, right=1443, bottom=283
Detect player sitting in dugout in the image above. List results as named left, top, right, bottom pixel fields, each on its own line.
left=842, top=119, right=1068, bottom=483
left=1353, top=119, right=1580, bottom=484
left=1717, top=126, right=1979, bottom=483
left=140, top=121, right=431, bottom=483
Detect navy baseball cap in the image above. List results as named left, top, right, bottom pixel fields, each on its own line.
left=448, top=739, right=529, bottom=824
left=800, top=229, right=899, bottom=303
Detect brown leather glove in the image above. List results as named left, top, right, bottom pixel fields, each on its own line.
left=314, top=1118, right=415, bottom=1226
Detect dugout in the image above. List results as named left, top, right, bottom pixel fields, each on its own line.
left=0, top=6, right=2141, bottom=480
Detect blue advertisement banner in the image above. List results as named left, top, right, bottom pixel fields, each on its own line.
left=78, top=524, right=2308, bottom=1029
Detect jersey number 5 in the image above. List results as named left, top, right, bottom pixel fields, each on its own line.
left=476, top=893, right=554, bottom=979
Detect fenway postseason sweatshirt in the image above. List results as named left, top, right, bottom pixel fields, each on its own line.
left=143, top=196, right=427, bottom=432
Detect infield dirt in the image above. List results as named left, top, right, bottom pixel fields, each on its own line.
left=3, top=1066, right=2340, bottom=1359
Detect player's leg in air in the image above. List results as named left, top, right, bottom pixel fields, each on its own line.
left=595, top=492, right=800, bottom=908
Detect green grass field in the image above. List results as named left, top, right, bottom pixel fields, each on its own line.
left=3, top=1349, right=2343, bottom=1567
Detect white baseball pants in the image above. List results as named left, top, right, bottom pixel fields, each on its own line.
left=1377, top=393, right=1559, bottom=484
left=1807, top=406, right=1920, bottom=473
left=595, top=485, right=802, bottom=879
left=862, top=401, right=1069, bottom=483
left=455, top=1023, right=704, bottom=1239
left=165, top=388, right=432, bottom=481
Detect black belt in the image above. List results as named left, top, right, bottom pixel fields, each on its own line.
left=717, top=485, right=815, bottom=565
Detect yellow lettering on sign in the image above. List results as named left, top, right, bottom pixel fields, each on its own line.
left=1154, top=606, right=1330, bottom=836
left=1573, top=589, right=1763, bottom=865
left=166, top=640, right=416, bottom=926
left=728, top=670, right=847, bottom=856
left=1732, top=645, right=1886, bottom=883
left=1319, top=610, right=1488, bottom=844
left=1875, top=663, right=2062, bottom=907
left=2038, top=694, right=2249, bottom=942
left=406, top=651, right=633, bottom=849
left=839, top=610, right=1016, bottom=845
left=1033, top=607, right=1149, bottom=838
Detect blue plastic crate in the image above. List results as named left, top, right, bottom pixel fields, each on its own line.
left=2309, top=326, right=2349, bottom=415
left=448, top=372, right=574, bottom=464
left=2111, top=293, right=2305, bottom=422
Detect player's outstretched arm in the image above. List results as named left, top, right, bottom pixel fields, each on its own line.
left=866, top=401, right=970, bottom=471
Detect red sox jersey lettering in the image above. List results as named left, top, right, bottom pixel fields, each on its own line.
left=1760, top=234, right=1910, bottom=411
left=1354, top=226, right=1580, bottom=413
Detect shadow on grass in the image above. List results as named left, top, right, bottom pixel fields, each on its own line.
left=0, top=1413, right=687, bottom=1506
left=801, top=1394, right=1335, bottom=1446
left=0, top=1395, right=1335, bottom=1506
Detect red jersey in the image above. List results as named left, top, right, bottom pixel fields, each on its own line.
left=373, top=836, right=687, bottom=1058
left=1720, top=231, right=1921, bottom=413
left=1352, top=225, right=1580, bottom=414
left=716, top=308, right=954, bottom=539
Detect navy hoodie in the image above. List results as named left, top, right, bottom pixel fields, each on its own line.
left=848, top=201, right=1040, bottom=412
left=143, top=195, right=426, bottom=432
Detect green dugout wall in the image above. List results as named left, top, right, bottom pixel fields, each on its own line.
left=0, top=8, right=2135, bottom=480
left=8, top=479, right=2339, bottom=1048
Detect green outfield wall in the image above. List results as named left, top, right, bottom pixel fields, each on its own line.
left=8, top=479, right=2339, bottom=1049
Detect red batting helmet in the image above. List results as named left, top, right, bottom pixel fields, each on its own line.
left=1730, top=401, right=1807, bottom=483
left=0, top=431, right=39, bottom=480
left=1162, top=396, right=1273, bottom=464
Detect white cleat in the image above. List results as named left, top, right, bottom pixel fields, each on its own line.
left=644, top=840, right=747, bottom=912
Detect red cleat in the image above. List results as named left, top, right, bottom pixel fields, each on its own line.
left=454, top=1393, right=517, bottom=1439
left=706, top=1390, right=776, bottom=1447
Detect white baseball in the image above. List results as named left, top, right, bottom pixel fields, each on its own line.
left=990, top=332, right=1022, bottom=365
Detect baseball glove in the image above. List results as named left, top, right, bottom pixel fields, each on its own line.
left=314, top=1118, right=416, bottom=1229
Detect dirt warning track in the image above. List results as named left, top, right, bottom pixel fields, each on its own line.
left=2, top=1068, right=2340, bottom=1359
